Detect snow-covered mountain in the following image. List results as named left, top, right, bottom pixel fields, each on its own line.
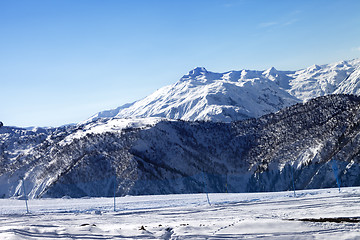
left=2, top=94, right=360, bottom=198
left=86, top=59, right=360, bottom=123
left=289, top=59, right=360, bottom=100
left=2, top=59, right=360, bottom=199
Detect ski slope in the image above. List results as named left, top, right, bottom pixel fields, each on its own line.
left=1, top=187, right=360, bottom=239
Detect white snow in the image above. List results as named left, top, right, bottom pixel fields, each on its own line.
left=289, top=59, right=360, bottom=101
left=84, top=58, right=360, bottom=124
left=60, top=117, right=163, bottom=146
left=1, top=187, right=360, bottom=239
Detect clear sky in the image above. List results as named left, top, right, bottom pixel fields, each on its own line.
left=1, top=0, right=360, bottom=127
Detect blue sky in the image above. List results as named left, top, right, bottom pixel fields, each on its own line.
left=1, top=0, right=360, bottom=127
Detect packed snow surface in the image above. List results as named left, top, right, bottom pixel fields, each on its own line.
left=1, top=187, right=360, bottom=239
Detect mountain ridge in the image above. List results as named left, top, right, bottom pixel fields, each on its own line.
left=2, top=94, right=360, bottom=198
left=85, top=58, right=360, bottom=124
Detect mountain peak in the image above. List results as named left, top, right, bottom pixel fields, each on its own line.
left=263, top=67, right=278, bottom=76
left=188, top=67, right=207, bottom=76
left=307, top=64, right=321, bottom=72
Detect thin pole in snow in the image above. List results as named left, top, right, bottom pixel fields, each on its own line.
left=290, top=164, right=296, bottom=197
left=113, top=175, right=116, bottom=212
left=202, top=171, right=211, bottom=206
left=225, top=174, right=228, bottom=193
left=332, top=159, right=341, bottom=193
left=22, top=178, right=29, bottom=214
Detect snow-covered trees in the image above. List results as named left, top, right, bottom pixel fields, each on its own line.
left=1, top=95, right=360, bottom=198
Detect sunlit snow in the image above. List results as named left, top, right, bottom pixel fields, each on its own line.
left=1, top=187, right=360, bottom=239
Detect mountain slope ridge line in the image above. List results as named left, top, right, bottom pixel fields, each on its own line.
left=2, top=95, right=360, bottom=197
left=85, top=58, right=360, bottom=124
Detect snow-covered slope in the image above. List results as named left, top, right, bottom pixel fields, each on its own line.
left=2, top=95, right=360, bottom=198
left=334, top=64, right=360, bottom=95
left=86, top=59, right=360, bottom=123
left=289, top=59, right=360, bottom=100
left=86, top=67, right=300, bottom=123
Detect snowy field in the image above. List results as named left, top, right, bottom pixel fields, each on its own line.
left=1, top=187, right=360, bottom=239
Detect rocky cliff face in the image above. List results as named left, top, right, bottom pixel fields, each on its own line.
left=1, top=94, right=360, bottom=198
